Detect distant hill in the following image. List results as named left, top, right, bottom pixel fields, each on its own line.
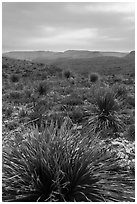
left=124, top=51, right=135, bottom=60
left=3, top=50, right=127, bottom=61
left=45, top=56, right=135, bottom=76
left=2, top=50, right=134, bottom=76
left=32, top=51, right=134, bottom=76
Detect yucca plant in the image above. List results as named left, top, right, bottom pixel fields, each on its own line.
left=88, top=88, right=125, bottom=133
left=3, top=118, right=134, bottom=202
left=36, top=81, right=49, bottom=96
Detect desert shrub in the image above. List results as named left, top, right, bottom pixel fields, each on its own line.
left=10, top=74, right=19, bottom=83
left=13, top=83, right=24, bottom=91
left=24, top=89, right=32, bottom=99
left=47, top=65, right=63, bottom=76
left=28, top=110, right=43, bottom=127
left=18, top=108, right=28, bottom=118
left=2, top=64, right=8, bottom=69
left=125, top=95, right=135, bottom=108
left=63, top=70, right=72, bottom=79
left=62, top=94, right=83, bottom=106
left=22, top=71, right=30, bottom=77
left=3, top=119, right=135, bottom=202
left=5, top=121, right=18, bottom=131
left=35, top=99, right=52, bottom=114
left=124, top=124, right=135, bottom=141
left=88, top=88, right=125, bottom=133
left=58, top=86, right=74, bottom=96
left=9, top=91, right=22, bottom=101
left=112, top=75, right=123, bottom=83
left=69, top=77, right=75, bottom=85
left=98, top=129, right=115, bottom=139
left=2, top=106, right=13, bottom=118
left=89, top=72, right=100, bottom=83
left=79, top=77, right=91, bottom=87
left=69, top=108, right=85, bottom=124
left=2, top=72, right=8, bottom=79
left=28, top=99, right=51, bottom=127
left=46, top=113, right=66, bottom=128
left=112, top=84, right=127, bottom=99
left=40, top=72, right=48, bottom=80
left=123, top=78, right=134, bottom=85
left=36, top=81, right=49, bottom=96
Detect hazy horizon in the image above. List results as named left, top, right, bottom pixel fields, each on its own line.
left=3, top=2, right=135, bottom=53
left=2, top=49, right=131, bottom=54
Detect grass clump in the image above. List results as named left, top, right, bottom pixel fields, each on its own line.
left=112, top=84, right=127, bottom=99
left=2, top=106, right=13, bottom=118
left=88, top=88, right=125, bottom=133
left=62, top=93, right=83, bottom=106
left=3, top=119, right=134, bottom=202
left=9, top=91, right=22, bottom=102
left=10, top=74, right=19, bottom=83
left=125, top=95, right=135, bottom=108
left=2, top=64, right=8, bottom=69
left=36, top=81, right=49, bottom=96
left=89, top=72, right=100, bottom=83
left=63, top=70, right=72, bottom=79
left=124, top=124, right=135, bottom=142
left=18, top=108, right=28, bottom=118
left=5, top=121, right=18, bottom=131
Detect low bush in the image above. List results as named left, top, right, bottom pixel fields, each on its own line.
left=2, top=106, right=13, bottom=118
left=47, top=65, right=63, bottom=76
left=88, top=88, right=125, bottom=133
left=36, top=81, right=49, bottom=96
left=2, top=64, right=8, bottom=69
left=89, top=72, right=100, bottom=83
left=63, top=70, right=72, bottom=79
left=5, top=121, right=18, bottom=131
left=28, top=99, right=51, bottom=127
left=69, top=108, right=85, bottom=124
left=125, top=124, right=135, bottom=142
left=62, top=94, right=83, bottom=106
left=9, top=91, right=22, bottom=101
left=18, top=108, right=28, bottom=118
left=3, top=119, right=135, bottom=202
left=125, top=95, right=135, bottom=108
left=2, top=72, right=8, bottom=79
left=10, top=74, right=19, bottom=83
left=28, top=110, right=43, bottom=127
left=112, top=84, right=127, bottom=99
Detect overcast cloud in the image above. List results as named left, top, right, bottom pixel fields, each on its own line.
left=2, top=2, right=135, bottom=52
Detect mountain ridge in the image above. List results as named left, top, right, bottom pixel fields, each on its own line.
left=2, top=50, right=129, bottom=61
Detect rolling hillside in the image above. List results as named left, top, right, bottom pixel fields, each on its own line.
left=3, top=50, right=127, bottom=61
left=2, top=50, right=134, bottom=76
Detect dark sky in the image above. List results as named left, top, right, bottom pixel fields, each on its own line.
left=2, top=2, right=135, bottom=52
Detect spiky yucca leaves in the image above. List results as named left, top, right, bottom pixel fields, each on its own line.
left=3, top=118, right=134, bottom=202
left=88, top=88, right=125, bottom=133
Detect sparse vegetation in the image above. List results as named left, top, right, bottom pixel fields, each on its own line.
left=10, top=74, right=19, bottom=82
left=112, top=84, right=127, bottom=99
left=2, top=56, right=135, bottom=201
left=124, top=124, right=135, bottom=142
left=3, top=119, right=135, bottom=202
left=9, top=91, right=22, bottom=101
left=2, top=106, right=13, bottom=117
